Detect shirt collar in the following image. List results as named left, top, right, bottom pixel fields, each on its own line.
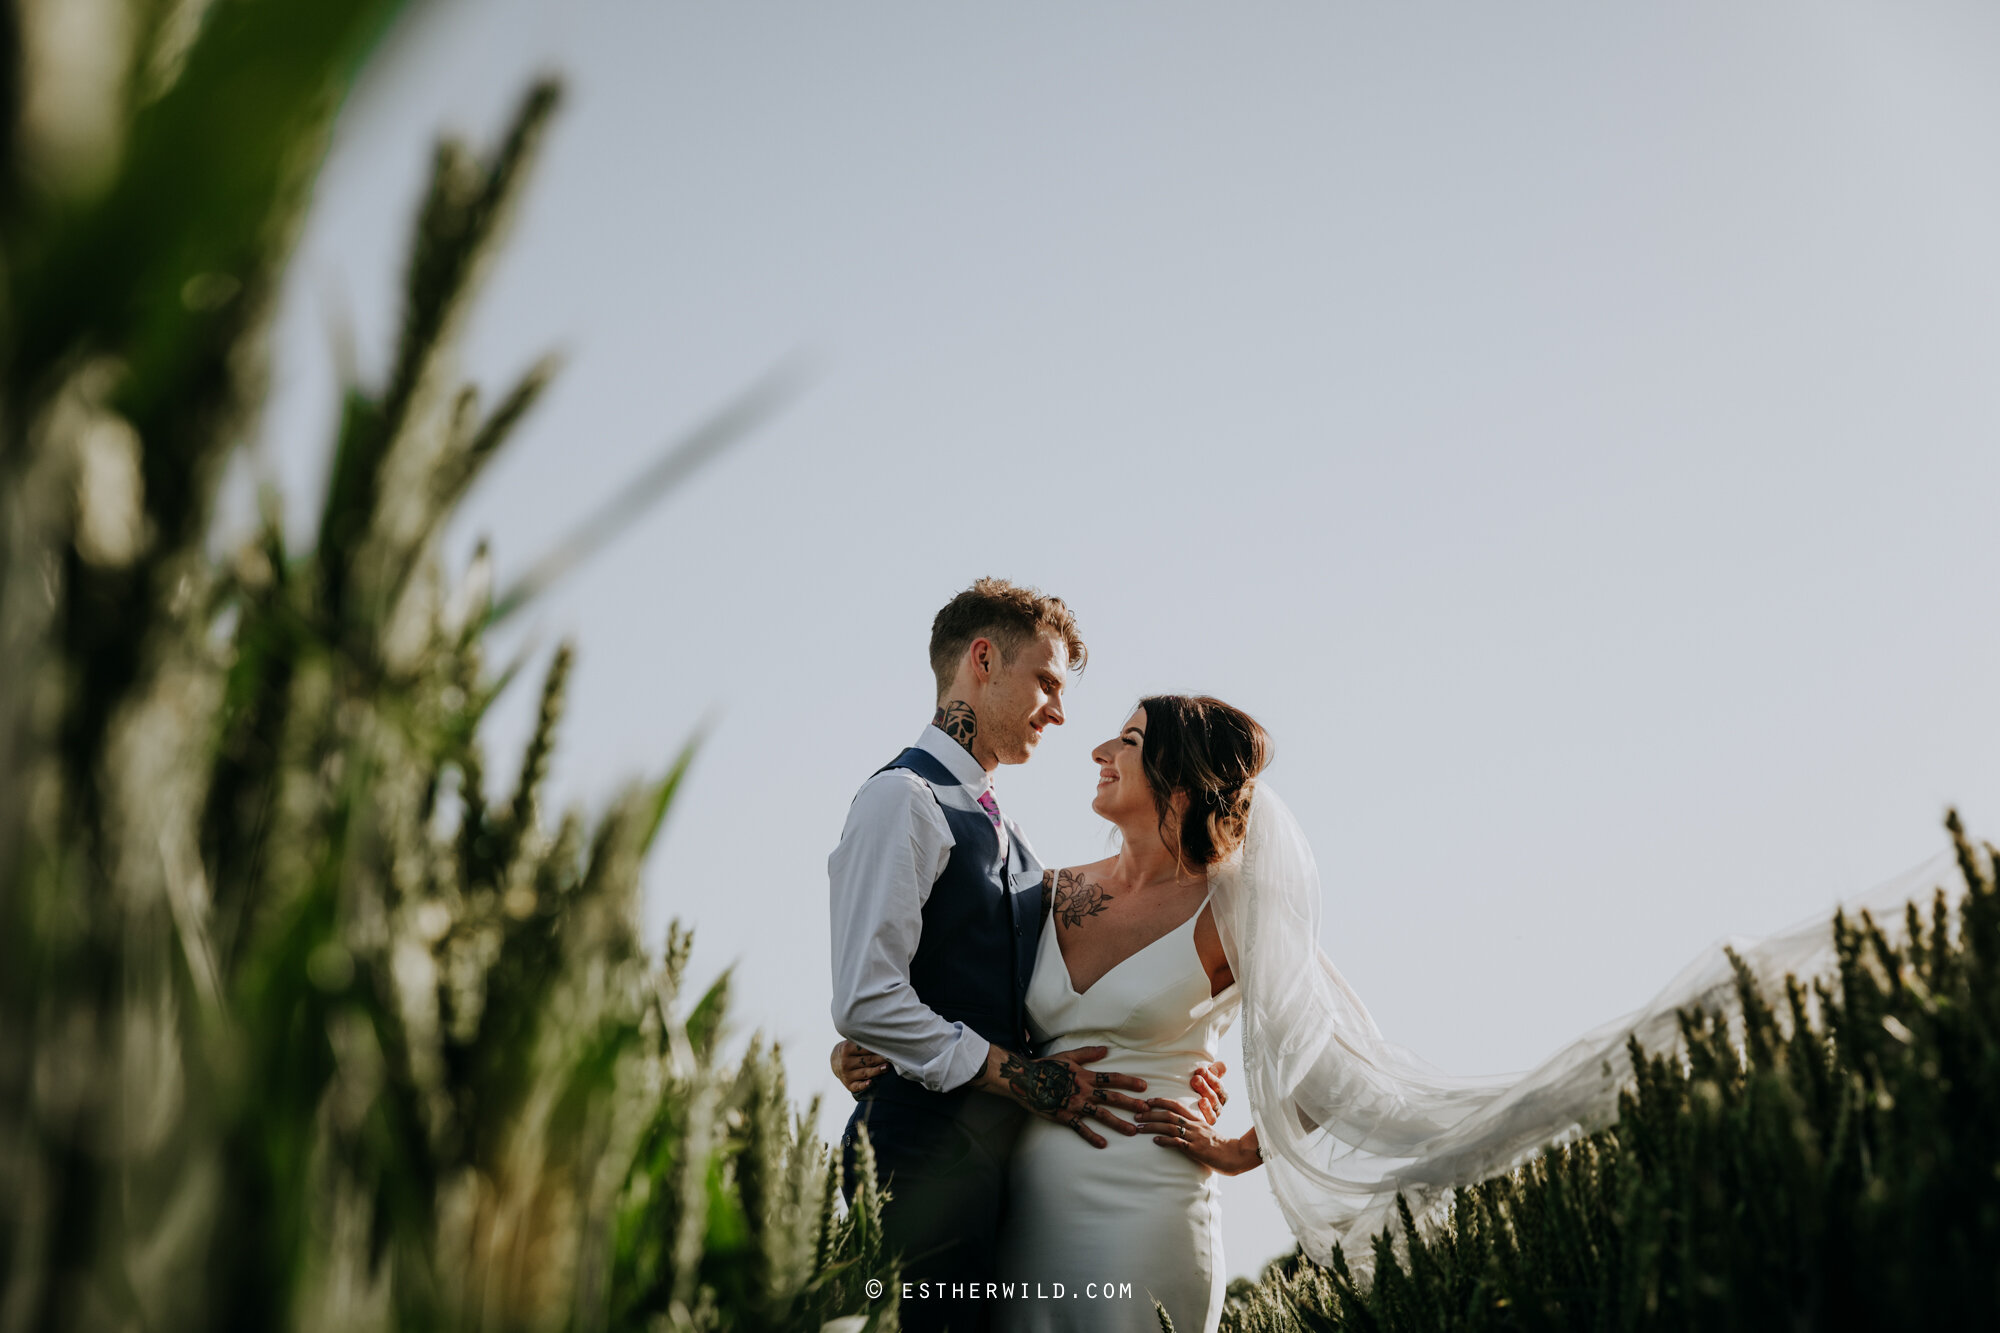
left=915, top=723, right=993, bottom=794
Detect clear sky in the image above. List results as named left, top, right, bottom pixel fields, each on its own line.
left=255, top=1, right=2000, bottom=1276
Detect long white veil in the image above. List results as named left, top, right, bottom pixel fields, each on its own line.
left=1208, top=782, right=1967, bottom=1270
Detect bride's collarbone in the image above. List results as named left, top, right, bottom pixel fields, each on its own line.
left=1044, top=864, right=1209, bottom=990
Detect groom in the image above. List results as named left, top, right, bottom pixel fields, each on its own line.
left=829, top=579, right=1163, bottom=1333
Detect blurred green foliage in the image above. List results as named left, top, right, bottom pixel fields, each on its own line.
left=0, top=3, right=884, bottom=1329
left=1218, top=820, right=2000, bottom=1332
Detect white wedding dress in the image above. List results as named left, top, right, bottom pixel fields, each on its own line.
left=995, top=895, right=1242, bottom=1333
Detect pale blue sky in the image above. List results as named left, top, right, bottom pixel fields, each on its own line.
left=256, top=1, right=2000, bottom=1276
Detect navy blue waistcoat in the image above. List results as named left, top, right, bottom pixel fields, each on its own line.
left=857, top=746, right=1043, bottom=1111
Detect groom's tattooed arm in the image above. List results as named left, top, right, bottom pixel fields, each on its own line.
left=1052, top=869, right=1113, bottom=929
left=933, top=700, right=977, bottom=751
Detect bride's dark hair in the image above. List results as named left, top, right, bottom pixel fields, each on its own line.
left=1137, top=695, right=1271, bottom=867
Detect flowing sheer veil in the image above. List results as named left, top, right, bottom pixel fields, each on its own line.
left=1208, top=782, right=1966, bottom=1270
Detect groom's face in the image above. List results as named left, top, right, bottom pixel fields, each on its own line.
left=981, top=632, right=1068, bottom=765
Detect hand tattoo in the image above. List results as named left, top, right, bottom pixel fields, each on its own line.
left=1000, top=1052, right=1076, bottom=1114
left=1052, top=868, right=1113, bottom=929
left=934, top=700, right=977, bottom=751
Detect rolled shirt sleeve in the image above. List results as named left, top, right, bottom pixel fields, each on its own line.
left=828, top=770, right=994, bottom=1093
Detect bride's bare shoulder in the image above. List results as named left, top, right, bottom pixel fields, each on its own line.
left=1039, top=858, right=1116, bottom=914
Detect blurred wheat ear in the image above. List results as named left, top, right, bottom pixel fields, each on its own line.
left=0, top=4, right=878, bottom=1331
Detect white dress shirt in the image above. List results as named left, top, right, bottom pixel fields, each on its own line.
left=828, top=724, right=1041, bottom=1093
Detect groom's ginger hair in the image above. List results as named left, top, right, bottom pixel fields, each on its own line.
left=928, top=578, right=1087, bottom=697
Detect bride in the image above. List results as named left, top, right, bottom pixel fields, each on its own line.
left=990, top=695, right=1261, bottom=1332
left=835, top=693, right=1966, bottom=1332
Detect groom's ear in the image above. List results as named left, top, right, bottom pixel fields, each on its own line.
left=968, top=635, right=998, bottom=683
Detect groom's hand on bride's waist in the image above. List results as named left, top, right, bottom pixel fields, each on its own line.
left=971, top=1044, right=1151, bottom=1148
left=830, top=1038, right=890, bottom=1094
left=830, top=1039, right=1224, bottom=1130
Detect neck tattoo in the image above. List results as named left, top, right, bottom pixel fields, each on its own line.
left=933, top=700, right=977, bottom=752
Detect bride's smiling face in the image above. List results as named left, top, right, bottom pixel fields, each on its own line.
left=1090, top=708, right=1154, bottom=823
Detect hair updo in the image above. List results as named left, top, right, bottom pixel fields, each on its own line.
left=1137, top=695, right=1271, bottom=867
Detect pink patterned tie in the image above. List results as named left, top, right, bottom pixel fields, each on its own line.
left=977, top=789, right=1008, bottom=862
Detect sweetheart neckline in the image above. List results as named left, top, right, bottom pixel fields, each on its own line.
left=1050, top=892, right=1213, bottom=998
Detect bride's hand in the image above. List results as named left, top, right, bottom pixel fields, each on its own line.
left=1189, top=1060, right=1228, bottom=1124
left=1139, top=1099, right=1260, bottom=1176
left=829, top=1038, right=889, bottom=1095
